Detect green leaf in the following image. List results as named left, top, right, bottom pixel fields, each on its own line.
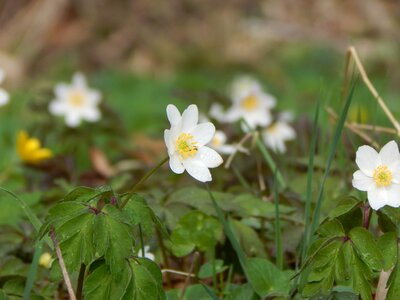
left=102, top=205, right=134, bottom=277
left=328, top=197, right=361, bottom=219
left=123, top=194, right=167, bottom=237
left=170, top=211, right=222, bottom=257
left=246, top=258, right=290, bottom=297
left=198, top=259, right=228, bottom=279
left=350, top=248, right=372, bottom=300
left=225, top=283, right=257, bottom=300
left=377, top=207, right=400, bottom=233
left=131, top=258, right=165, bottom=300
left=378, top=232, right=397, bottom=270
left=387, top=261, right=400, bottom=300
left=349, top=227, right=383, bottom=271
left=317, top=219, right=345, bottom=238
left=83, top=263, right=132, bottom=300
left=231, top=220, right=266, bottom=257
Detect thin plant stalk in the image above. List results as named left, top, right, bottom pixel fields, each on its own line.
left=273, top=169, right=283, bottom=270
left=76, top=264, right=86, bottom=300
left=139, top=224, right=145, bottom=258
left=23, top=241, right=43, bottom=300
left=120, top=156, right=169, bottom=209
left=301, top=102, right=320, bottom=262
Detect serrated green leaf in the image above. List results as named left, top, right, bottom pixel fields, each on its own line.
left=351, top=248, right=372, bottom=300
left=231, top=219, right=266, bottom=258
left=246, top=257, right=290, bottom=297
left=349, top=227, right=383, bottom=271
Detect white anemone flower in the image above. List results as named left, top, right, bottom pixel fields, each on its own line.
left=164, top=104, right=223, bottom=182
left=49, top=73, right=101, bottom=127
left=352, top=140, right=400, bottom=210
left=0, top=69, right=10, bottom=106
left=138, top=245, right=155, bottom=261
left=262, top=120, right=296, bottom=154
left=224, top=76, right=275, bottom=129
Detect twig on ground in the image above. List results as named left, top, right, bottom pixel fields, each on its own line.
left=49, top=228, right=77, bottom=300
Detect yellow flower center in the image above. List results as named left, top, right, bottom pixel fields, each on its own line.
left=240, top=94, right=258, bottom=111
left=68, top=91, right=85, bottom=107
left=266, top=123, right=279, bottom=134
left=373, top=165, right=392, bottom=187
left=175, top=133, right=198, bottom=159
left=212, top=137, right=222, bottom=147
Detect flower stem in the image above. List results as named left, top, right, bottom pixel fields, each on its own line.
left=120, top=156, right=169, bottom=209
left=363, top=203, right=371, bottom=229
left=76, top=264, right=86, bottom=300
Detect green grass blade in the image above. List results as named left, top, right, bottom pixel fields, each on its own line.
left=23, top=241, right=43, bottom=300
left=206, top=185, right=247, bottom=266
left=273, top=168, right=283, bottom=270
left=309, top=82, right=357, bottom=237
left=0, top=187, right=53, bottom=249
left=301, top=101, right=320, bottom=262
left=255, top=137, right=287, bottom=189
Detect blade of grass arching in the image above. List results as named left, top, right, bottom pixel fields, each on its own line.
left=206, top=185, right=247, bottom=267
left=232, top=165, right=251, bottom=191
left=300, top=102, right=320, bottom=262
left=23, top=240, right=43, bottom=300
left=0, top=187, right=53, bottom=249
left=201, top=283, right=220, bottom=300
left=255, top=137, right=287, bottom=190
left=273, top=169, right=283, bottom=270
left=309, top=82, right=357, bottom=237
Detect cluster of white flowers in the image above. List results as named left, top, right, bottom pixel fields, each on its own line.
left=49, top=73, right=101, bottom=127
left=0, top=69, right=10, bottom=107
left=352, top=140, right=400, bottom=210
left=209, top=75, right=296, bottom=154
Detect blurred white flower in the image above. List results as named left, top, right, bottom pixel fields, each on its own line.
left=262, top=121, right=296, bottom=154
left=138, top=245, right=155, bottom=261
left=49, top=73, right=101, bottom=127
left=210, top=76, right=275, bottom=129
left=164, top=104, right=223, bottom=182
left=208, top=130, right=237, bottom=155
left=352, top=140, right=400, bottom=210
left=0, top=69, right=10, bottom=106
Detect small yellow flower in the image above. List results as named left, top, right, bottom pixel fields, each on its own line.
left=17, top=131, right=53, bottom=164
left=39, top=252, right=52, bottom=268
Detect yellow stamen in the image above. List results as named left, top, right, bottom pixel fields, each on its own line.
left=68, top=91, right=85, bottom=107
left=212, top=137, right=222, bottom=147
left=240, top=94, right=258, bottom=111
left=373, top=165, right=392, bottom=187
left=175, top=133, right=198, bottom=159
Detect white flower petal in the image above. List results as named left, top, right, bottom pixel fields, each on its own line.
left=54, top=83, right=70, bottom=98
left=82, top=107, right=101, bottom=122
left=87, top=90, right=101, bottom=105
left=209, top=103, right=226, bottom=122
left=352, top=170, right=374, bottom=191
left=385, top=184, right=400, bottom=208
left=355, top=145, right=379, bottom=176
left=182, top=158, right=212, bottom=182
left=169, top=153, right=185, bottom=174
left=190, top=122, right=215, bottom=146
left=65, top=113, right=81, bottom=127
left=167, top=104, right=181, bottom=126
left=181, top=104, right=199, bottom=131
left=379, top=140, right=400, bottom=170
left=72, top=73, right=87, bottom=88
left=197, top=146, right=223, bottom=168
left=367, top=188, right=387, bottom=210
left=0, top=89, right=9, bottom=106
left=49, top=100, right=67, bottom=115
